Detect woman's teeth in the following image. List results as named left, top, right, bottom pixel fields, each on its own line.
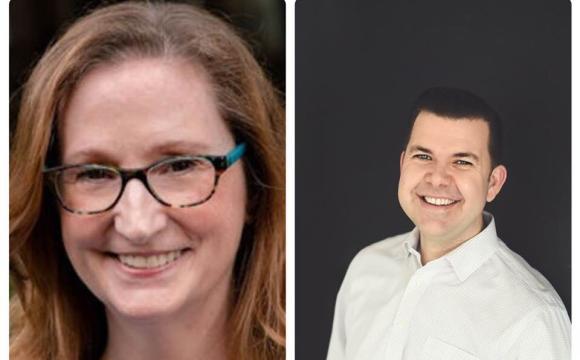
left=118, top=250, right=182, bottom=269
left=423, top=196, right=456, bottom=206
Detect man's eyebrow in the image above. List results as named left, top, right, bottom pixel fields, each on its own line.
left=453, top=152, right=480, bottom=161
left=407, top=145, right=432, bottom=154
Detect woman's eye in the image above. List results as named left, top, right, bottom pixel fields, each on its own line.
left=413, top=154, right=431, bottom=161
left=164, top=159, right=198, bottom=174
left=152, top=158, right=209, bottom=177
left=76, top=168, right=116, bottom=182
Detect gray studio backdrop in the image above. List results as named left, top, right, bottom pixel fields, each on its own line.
left=297, top=0, right=570, bottom=359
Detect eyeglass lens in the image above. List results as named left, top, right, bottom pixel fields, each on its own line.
left=55, top=157, right=218, bottom=213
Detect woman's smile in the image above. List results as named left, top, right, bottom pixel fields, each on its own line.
left=103, top=247, right=193, bottom=276
left=116, top=250, right=186, bottom=270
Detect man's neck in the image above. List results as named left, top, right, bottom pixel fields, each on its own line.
left=418, top=216, right=485, bottom=265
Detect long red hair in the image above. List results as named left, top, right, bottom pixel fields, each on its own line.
left=10, top=2, right=285, bottom=359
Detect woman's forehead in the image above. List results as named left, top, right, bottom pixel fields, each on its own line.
left=63, top=57, right=217, bottom=117
left=58, top=58, right=234, bottom=164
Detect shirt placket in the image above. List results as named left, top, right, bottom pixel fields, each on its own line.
left=383, top=265, right=433, bottom=359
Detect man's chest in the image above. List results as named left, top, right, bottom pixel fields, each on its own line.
left=343, top=267, right=509, bottom=360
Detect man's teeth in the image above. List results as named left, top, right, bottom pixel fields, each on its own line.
left=424, top=196, right=456, bottom=206
left=118, top=250, right=182, bottom=269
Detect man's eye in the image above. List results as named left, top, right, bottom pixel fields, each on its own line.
left=454, top=160, right=473, bottom=166
left=413, top=154, right=431, bottom=161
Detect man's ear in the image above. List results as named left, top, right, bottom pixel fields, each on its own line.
left=487, top=165, right=507, bottom=202
left=400, top=151, right=406, bottom=170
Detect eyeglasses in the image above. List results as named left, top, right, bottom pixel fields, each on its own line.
left=43, top=143, right=246, bottom=215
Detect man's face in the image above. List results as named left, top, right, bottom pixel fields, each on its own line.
left=398, top=111, right=506, bottom=244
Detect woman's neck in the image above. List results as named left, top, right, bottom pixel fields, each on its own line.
left=101, top=284, right=232, bottom=360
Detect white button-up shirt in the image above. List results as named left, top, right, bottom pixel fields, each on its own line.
left=327, top=213, right=570, bottom=360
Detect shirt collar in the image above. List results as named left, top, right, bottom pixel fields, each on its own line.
left=403, top=227, right=421, bottom=263
left=402, top=212, right=500, bottom=281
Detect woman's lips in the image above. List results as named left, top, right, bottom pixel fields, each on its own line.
left=117, top=250, right=184, bottom=269
left=107, top=249, right=191, bottom=277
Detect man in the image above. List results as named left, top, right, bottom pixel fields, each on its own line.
left=326, top=87, right=570, bottom=359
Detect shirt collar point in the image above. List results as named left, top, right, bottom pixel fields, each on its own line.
left=446, top=212, right=500, bottom=282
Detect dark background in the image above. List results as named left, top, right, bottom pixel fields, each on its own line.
left=9, top=0, right=285, bottom=135
left=297, top=0, right=570, bottom=359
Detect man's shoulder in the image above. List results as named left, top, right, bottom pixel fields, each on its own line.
left=491, top=240, right=566, bottom=310
left=347, top=231, right=411, bottom=274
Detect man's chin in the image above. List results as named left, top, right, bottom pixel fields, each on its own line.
left=416, top=219, right=458, bottom=241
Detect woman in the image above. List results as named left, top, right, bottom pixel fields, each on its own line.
left=10, top=2, right=285, bottom=359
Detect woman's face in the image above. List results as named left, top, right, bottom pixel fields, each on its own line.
left=59, top=58, right=247, bottom=320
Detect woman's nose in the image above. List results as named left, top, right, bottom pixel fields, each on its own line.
left=112, top=179, right=168, bottom=243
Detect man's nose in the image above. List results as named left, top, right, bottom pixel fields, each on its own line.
left=113, top=179, right=167, bottom=243
left=425, top=163, right=451, bottom=187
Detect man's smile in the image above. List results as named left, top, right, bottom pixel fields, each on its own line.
left=420, top=195, right=460, bottom=207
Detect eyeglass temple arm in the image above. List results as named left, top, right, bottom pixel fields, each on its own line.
left=226, top=143, right=246, bottom=167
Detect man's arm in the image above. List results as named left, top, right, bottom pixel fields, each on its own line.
left=327, top=274, right=349, bottom=360
left=502, top=305, right=570, bottom=360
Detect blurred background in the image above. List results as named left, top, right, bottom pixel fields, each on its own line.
left=297, top=0, right=570, bottom=358
left=9, top=0, right=285, bottom=135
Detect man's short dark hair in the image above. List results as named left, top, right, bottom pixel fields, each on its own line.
left=405, top=87, right=503, bottom=167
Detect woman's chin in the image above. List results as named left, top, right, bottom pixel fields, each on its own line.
left=105, top=292, right=189, bottom=322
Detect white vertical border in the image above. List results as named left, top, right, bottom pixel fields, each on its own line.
left=572, top=1, right=578, bottom=358
left=285, top=0, right=295, bottom=359
left=2, top=1, right=9, bottom=359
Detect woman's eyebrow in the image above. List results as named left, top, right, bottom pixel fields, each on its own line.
left=148, top=140, right=212, bottom=155
left=62, top=148, right=117, bottom=165
left=62, top=140, right=218, bottom=165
